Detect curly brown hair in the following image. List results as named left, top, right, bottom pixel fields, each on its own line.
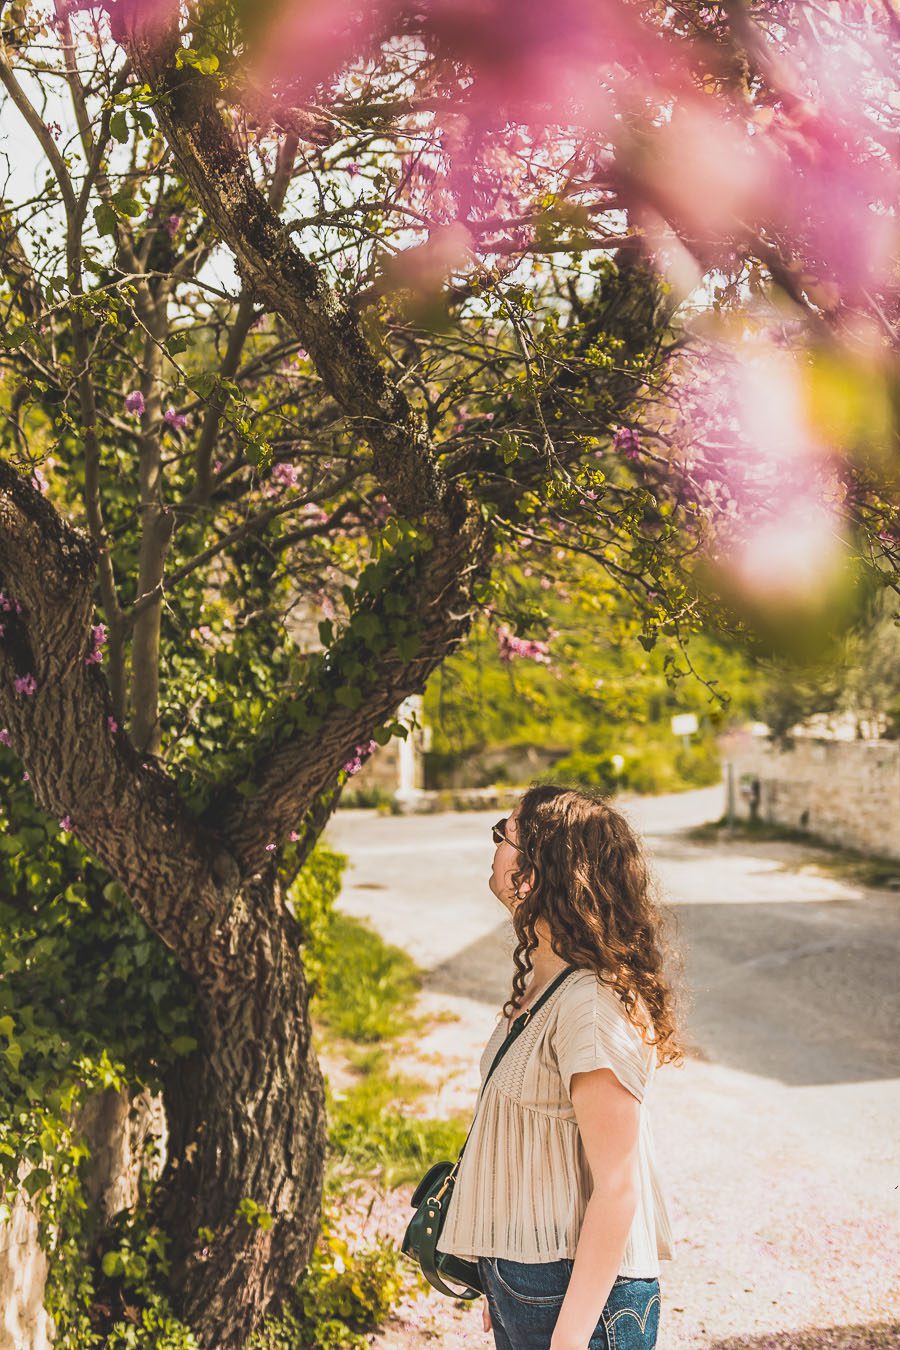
left=504, top=784, right=685, bottom=1067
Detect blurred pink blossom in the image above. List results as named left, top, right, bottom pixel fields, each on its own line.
left=124, top=390, right=145, bottom=417
left=613, top=427, right=641, bottom=460
left=14, top=674, right=37, bottom=696
left=497, top=624, right=551, bottom=664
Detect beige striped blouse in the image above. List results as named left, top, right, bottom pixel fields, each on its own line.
left=437, top=968, right=676, bottom=1275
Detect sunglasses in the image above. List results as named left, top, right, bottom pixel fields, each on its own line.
left=491, top=817, right=523, bottom=850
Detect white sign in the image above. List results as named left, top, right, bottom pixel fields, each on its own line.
left=670, top=713, right=699, bottom=738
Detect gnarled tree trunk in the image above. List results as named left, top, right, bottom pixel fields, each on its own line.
left=159, top=875, right=325, bottom=1345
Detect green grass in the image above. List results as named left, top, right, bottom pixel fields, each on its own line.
left=689, top=816, right=900, bottom=889
left=312, top=911, right=468, bottom=1188
left=314, top=911, right=421, bottom=1043
left=327, top=1066, right=468, bottom=1189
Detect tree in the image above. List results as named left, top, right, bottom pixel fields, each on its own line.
left=0, top=0, right=896, bottom=1343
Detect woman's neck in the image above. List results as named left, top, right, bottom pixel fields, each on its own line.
left=524, top=933, right=570, bottom=992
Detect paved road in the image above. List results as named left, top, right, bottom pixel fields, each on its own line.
left=325, top=790, right=900, bottom=1348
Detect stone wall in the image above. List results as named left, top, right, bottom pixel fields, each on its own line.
left=725, top=735, right=900, bottom=859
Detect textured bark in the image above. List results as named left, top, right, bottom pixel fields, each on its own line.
left=159, top=875, right=326, bottom=1347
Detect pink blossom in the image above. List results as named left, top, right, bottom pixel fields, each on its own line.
left=265, top=842, right=277, bottom=852
left=0, top=591, right=22, bottom=615
left=163, top=407, right=188, bottom=430
left=0, top=729, right=11, bottom=747
left=46, top=121, right=62, bottom=139
left=213, top=459, right=224, bottom=473
left=85, top=623, right=107, bottom=665
left=496, top=624, right=551, bottom=665
left=14, top=674, right=37, bottom=696
left=270, top=462, right=300, bottom=489
left=346, top=161, right=360, bottom=176
left=107, top=716, right=119, bottom=734
left=31, top=465, right=49, bottom=494
left=613, top=427, right=642, bottom=460
left=124, top=390, right=145, bottom=417
left=343, top=740, right=378, bottom=777
left=166, top=214, right=182, bottom=238
left=289, top=830, right=300, bottom=842
left=301, top=503, right=328, bottom=524
left=59, top=816, right=73, bottom=832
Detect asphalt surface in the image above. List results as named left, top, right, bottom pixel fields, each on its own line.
left=324, top=789, right=900, bottom=1348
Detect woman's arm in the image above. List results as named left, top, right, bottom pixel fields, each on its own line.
left=549, top=1067, right=641, bottom=1350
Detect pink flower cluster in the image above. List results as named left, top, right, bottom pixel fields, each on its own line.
left=14, top=674, right=37, bottom=697
left=164, top=406, right=188, bottom=430
left=271, top=462, right=300, bottom=489
left=613, top=427, right=642, bottom=460
left=343, top=740, right=378, bottom=776
left=496, top=624, right=551, bottom=665
left=124, top=390, right=145, bottom=417
left=85, top=623, right=107, bottom=665
left=0, top=729, right=11, bottom=747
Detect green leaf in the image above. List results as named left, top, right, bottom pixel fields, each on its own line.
left=0, top=1015, right=14, bottom=1039
left=170, top=1035, right=198, bottom=1056
left=23, top=1167, right=52, bottom=1197
left=101, top=1250, right=125, bottom=1278
left=109, top=110, right=129, bottom=143
left=94, top=202, right=118, bottom=238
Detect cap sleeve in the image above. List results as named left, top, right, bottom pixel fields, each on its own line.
left=552, top=975, right=649, bottom=1104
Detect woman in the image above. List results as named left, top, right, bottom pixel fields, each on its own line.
left=436, top=784, right=682, bottom=1350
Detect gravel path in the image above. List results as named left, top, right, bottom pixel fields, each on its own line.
left=325, top=793, right=900, bottom=1349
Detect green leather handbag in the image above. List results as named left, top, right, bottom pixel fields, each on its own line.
left=401, top=965, right=577, bottom=1300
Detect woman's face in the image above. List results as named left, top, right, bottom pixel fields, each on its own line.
left=489, top=806, right=531, bottom=912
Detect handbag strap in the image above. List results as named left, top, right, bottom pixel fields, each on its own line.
left=456, top=963, right=578, bottom=1166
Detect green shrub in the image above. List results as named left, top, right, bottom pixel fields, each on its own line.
left=251, top=1212, right=407, bottom=1349
left=339, top=784, right=401, bottom=812
left=550, top=751, right=621, bottom=794
left=287, top=843, right=347, bottom=992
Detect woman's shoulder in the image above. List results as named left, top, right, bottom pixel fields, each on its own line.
left=557, top=967, right=652, bottom=1048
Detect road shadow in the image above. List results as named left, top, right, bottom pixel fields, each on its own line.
left=706, top=1323, right=899, bottom=1349
left=424, top=889, right=899, bottom=1087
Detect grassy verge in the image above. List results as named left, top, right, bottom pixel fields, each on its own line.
left=689, top=816, right=900, bottom=889
left=314, top=910, right=468, bottom=1188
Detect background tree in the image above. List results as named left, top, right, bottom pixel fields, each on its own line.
left=0, top=0, right=897, bottom=1344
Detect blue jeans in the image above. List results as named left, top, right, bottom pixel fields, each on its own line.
left=477, top=1256, right=661, bottom=1350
